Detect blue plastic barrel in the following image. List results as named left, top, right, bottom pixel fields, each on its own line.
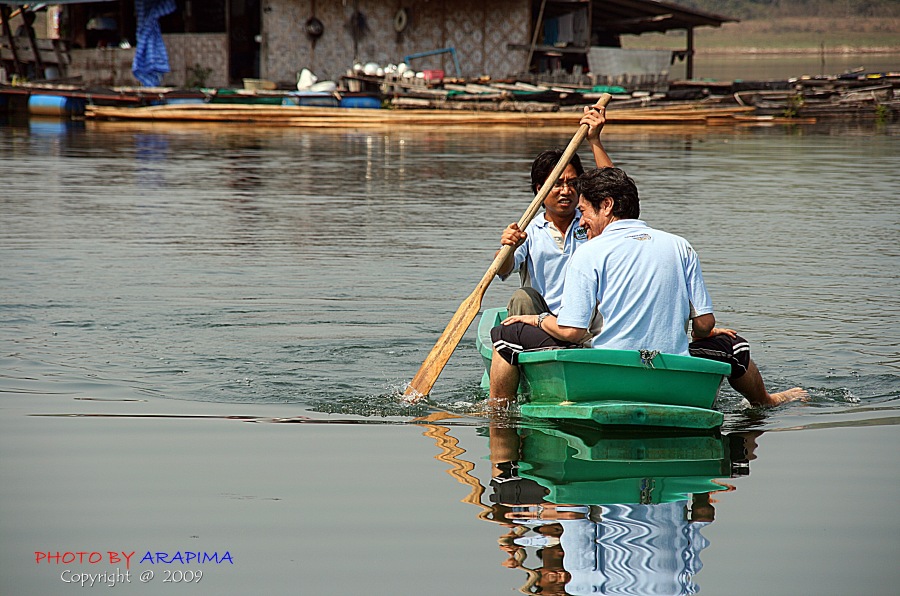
left=28, top=95, right=85, bottom=117
left=165, top=98, right=206, bottom=105
left=284, top=92, right=340, bottom=108
left=339, top=95, right=381, bottom=109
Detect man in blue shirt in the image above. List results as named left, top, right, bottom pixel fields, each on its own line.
left=491, top=167, right=808, bottom=407
left=496, top=103, right=613, bottom=320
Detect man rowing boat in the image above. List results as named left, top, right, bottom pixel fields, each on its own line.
left=495, top=103, right=612, bottom=321
left=490, top=167, right=808, bottom=408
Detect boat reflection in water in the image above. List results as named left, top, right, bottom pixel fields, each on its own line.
left=420, top=419, right=757, bottom=595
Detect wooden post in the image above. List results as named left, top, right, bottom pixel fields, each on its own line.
left=51, top=39, right=69, bottom=79
left=524, top=0, right=547, bottom=75
left=685, top=27, right=694, bottom=80
left=20, top=6, right=45, bottom=79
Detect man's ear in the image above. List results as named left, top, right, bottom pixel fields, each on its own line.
left=601, top=196, right=614, bottom=215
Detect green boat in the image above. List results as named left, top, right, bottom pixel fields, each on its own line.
left=476, top=307, right=730, bottom=429
left=208, top=89, right=286, bottom=105
left=516, top=424, right=736, bottom=505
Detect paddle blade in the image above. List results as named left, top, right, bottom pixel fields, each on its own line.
left=403, top=289, right=483, bottom=401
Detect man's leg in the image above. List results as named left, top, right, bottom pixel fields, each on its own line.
left=727, top=359, right=808, bottom=406
left=489, top=321, right=576, bottom=406
left=489, top=348, right=520, bottom=406
left=507, top=287, right=550, bottom=316
left=690, top=334, right=807, bottom=407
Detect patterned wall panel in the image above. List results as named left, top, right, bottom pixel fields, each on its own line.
left=401, top=1, right=449, bottom=73
left=68, top=34, right=229, bottom=87
left=262, top=0, right=529, bottom=85
left=162, top=34, right=229, bottom=88
left=485, top=0, right=530, bottom=78
left=261, top=0, right=306, bottom=84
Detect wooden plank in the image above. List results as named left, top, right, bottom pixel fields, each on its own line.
left=84, top=101, right=760, bottom=127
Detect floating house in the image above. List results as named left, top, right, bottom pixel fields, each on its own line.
left=1, top=0, right=734, bottom=89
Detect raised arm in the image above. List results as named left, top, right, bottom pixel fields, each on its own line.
left=580, top=102, right=613, bottom=168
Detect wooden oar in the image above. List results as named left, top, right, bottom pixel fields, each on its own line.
left=404, top=93, right=613, bottom=401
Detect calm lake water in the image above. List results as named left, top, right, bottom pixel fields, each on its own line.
left=671, top=51, right=900, bottom=81
left=1, top=115, right=898, bottom=595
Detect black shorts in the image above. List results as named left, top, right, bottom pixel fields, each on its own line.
left=490, top=322, right=579, bottom=366
left=489, top=461, right=549, bottom=505
left=689, top=333, right=751, bottom=379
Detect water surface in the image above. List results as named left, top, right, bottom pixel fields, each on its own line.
left=662, top=51, right=899, bottom=81
left=1, top=116, right=898, bottom=594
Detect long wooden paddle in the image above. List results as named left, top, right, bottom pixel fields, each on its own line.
left=404, top=93, right=613, bottom=401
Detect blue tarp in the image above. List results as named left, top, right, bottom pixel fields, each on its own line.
left=131, top=0, right=177, bottom=87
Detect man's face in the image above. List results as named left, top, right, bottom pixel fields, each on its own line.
left=541, top=164, right=579, bottom=221
left=577, top=195, right=614, bottom=239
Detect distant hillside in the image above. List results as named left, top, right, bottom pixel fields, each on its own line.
left=677, top=0, right=899, bottom=20
left=623, top=1, right=900, bottom=53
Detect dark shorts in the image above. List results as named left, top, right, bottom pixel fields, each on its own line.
left=489, top=461, right=549, bottom=505
left=491, top=322, right=579, bottom=366
left=689, top=333, right=751, bottom=380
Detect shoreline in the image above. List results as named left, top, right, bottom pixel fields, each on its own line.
left=695, top=46, right=900, bottom=56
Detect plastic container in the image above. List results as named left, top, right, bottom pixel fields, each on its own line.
left=339, top=95, right=381, bottom=109
left=166, top=98, right=206, bottom=105
left=28, top=95, right=85, bottom=117
left=282, top=92, right=339, bottom=108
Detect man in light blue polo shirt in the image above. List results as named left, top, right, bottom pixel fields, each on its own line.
left=491, top=167, right=808, bottom=407
left=495, top=104, right=612, bottom=318
left=559, top=217, right=711, bottom=356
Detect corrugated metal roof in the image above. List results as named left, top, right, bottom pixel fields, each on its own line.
left=595, top=0, right=737, bottom=34
left=3, top=1, right=735, bottom=31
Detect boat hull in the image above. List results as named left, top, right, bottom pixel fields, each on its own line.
left=477, top=307, right=729, bottom=428
left=517, top=425, right=733, bottom=505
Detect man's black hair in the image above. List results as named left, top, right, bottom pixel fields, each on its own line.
left=576, top=167, right=641, bottom=220
left=530, top=149, right=584, bottom=192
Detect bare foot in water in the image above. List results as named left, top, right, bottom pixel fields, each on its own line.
left=768, top=387, right=809, bottom=405
left=730, top=361, right=809, bottom=407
